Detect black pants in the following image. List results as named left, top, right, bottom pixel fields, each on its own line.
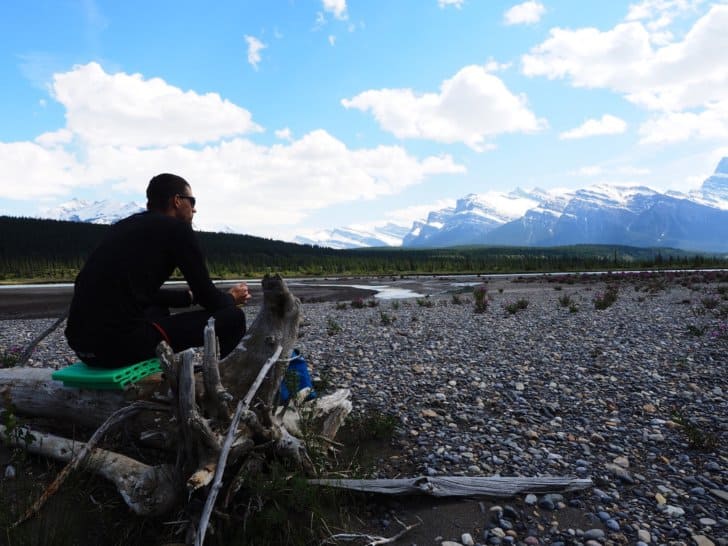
left=75, top=306, right=246, bottom=369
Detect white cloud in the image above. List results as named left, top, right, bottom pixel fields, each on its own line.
left=275, top=127, right=293, bottom=141
left=322, top=0, right=347, bottom=20
left=51, top=63, right=261, bottom=148
left=0, top=64, right=464, bottom=237
left=342, top=64, right=546, bottom=151
left=559, top=114, right=628, bottom=139
left=572, top=165, right=604, bottom=176
left=384, top=199, right=457, bottom=225
left=638, top=100, right=728, bottom=143
left=244, top=35, right=266, bottom=70
left=626, top=0, right=704, bottom=32
left=438, top=0, right=465, bottom=8
left=328, top=34, right=336, bottom=46
left=522, top=5, right=728, bottom=112
left=522, top=3, right=728, bottom=144
left=504, top=1, right=546, bottom=25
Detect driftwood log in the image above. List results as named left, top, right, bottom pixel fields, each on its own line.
left=0, top=274, right=352, bottom=542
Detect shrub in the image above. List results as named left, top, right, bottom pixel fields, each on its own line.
left=366, top=299, right=379, bottom=308
left=671, top=409, right=719, bottom=451
left=350, top=297, right=365, bottom=309
left=379, top=311, right=393, bottom=326
left=711, top=321, right=728, bottom=340
left=593, top=286, right=618, bottom=310
left=504, top=298, right=529, bottom=315
left=390, top=300, right=400, bottom=310
left=451, top=293, right=463, bottom=305
left=473, top=284, right=489, bottom=313
left=416, top=298, right=433, bottom=308
left=326, top=317, right=341, bottom=335
left=335, top=302, right=347, bottom=310
left=1, top=346, right=21, bottom=368
left=558, top=294, right=572, bottom=308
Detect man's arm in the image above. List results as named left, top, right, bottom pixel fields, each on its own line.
left=173, top=223, right=236, bottom=311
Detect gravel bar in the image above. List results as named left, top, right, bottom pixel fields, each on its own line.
left=1, top=273, right=726, bottom=545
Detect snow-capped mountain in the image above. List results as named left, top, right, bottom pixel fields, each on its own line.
left=295, top=223, right=410, bottom=249
left=42, top=199, right=144, bottom=225
left=403, top=159, right=728, bottom=251
left=403, top=191, right=541, bottom=247
left=309, top=157, right=728, bottom=251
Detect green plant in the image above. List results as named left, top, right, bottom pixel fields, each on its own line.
left=390, top=300, right=400, bottom=310
left=335, top=301, right=347, bottom=310
left=344, top=411, right=399, bottom=443
left=558, top=294, right=572, bottom=308
left=326, top=317, right=341, bottom=335
left=379, top=311, right=393, bottom=326
left=416, top=298, right=433, bottom=308
left=504, top=298, right=529, bottom=315
left=366, top=298, right=379, bottom=307
left=687, top=323, right=706, bottom=337
left=671, top=410, right=719, bottom=451
left=1, top=345, right=22, bottom=368
left=473, top=284, right=488, bottom=313
left=350, top=297, right=365, bottom=309
left=568, top=302, right=579, bottom=313
left=451, top=293, right=463, bottom=305
left=593, top=286, right=618, bottom=310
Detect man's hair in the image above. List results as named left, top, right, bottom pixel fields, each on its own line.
left=146, top=173, right=190, bottom=211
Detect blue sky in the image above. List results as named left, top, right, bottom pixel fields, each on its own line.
left=1, top=0, right=727, bottom=240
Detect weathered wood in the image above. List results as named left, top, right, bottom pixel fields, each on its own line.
left=0, top=367, right=129, bottom=427
left=195, top=344, right=283, bottom=546
left=0, top=423, right=179, bottom=516
left=309, top=476, right=593, bottom=497
left=219, top=274, right=302, bottom=405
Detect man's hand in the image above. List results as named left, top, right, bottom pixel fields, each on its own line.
left=229, top=282, right=252, bottom=306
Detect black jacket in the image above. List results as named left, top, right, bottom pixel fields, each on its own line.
left=65, top=211, right=233, bottom=348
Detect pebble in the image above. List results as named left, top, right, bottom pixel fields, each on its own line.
left=4, top=275, right=727, bottom=545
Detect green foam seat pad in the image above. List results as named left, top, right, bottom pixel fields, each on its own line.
left=52, top=358, right=162, bottom=390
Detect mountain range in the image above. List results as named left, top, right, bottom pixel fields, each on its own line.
left=40, top=158, right=728, bottom=253
left=299, top=157, right=728, bottom=252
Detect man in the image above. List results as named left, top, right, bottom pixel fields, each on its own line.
left=65, top=173, right=250, bottom=368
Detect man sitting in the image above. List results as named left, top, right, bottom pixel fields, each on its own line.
left=65, top=173, right=250, bottom=368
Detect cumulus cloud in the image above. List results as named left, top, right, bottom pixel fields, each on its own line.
left=639, top=100, right=728, bottom=144
left=52, top=62, right=261, bottom=147
left=328, top=34, right=336, bottom=46
left=559, top=114, right=628, bottom=139
left=438, top=0, right=465, bottom=8
left=322, top=0, right=347, bottom=20
left=522, top=6, right=728, bottom=111
left=341, top=64, right=546, bottom=151
left=504, top=1, right=546, bottom=25
left=274, top=127, right=293, bottom=141
left=522, top=3, right=728, bottom=144
left=0, top=64, right=464, bottom=236
left=244, top=35, right=266, bottom=69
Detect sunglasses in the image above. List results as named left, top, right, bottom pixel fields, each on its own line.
left=177, top=195, right=196, bottom=207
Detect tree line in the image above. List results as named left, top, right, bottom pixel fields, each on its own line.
left=1, top=215, right=725, bottom=282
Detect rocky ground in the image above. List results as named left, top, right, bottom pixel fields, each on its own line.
left=1, top=272, right=726, bottom=545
